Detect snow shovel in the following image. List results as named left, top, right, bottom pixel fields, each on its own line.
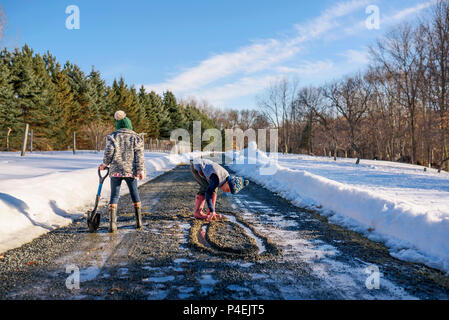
left=87, top=167, right=110, bottom=232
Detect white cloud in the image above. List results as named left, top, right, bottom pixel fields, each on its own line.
left=191, top=75, right=279, bottom=107
left=342, top=49, right=370, bottom=65
left=192, top=60, right=337, bottom=107
left=144, top=0, right=371, bottom=97
left=388, top=0, right=436, bottom=22
left=146, top=39, right=300, bottom=94
left=142, top=0, right=436, bottom=107
left=294, top=0, right=372, bottom=41
left=344, top=0, right=436, bottom=35
left=276, top=60, right=336, bottom=76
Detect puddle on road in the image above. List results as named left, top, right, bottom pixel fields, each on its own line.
left=224, top=215, right=266, bottom=255
left=79, top=265, right=101, bottom=282
left=178, top=286, right=195, bottom=299
left=52, top=230, right=127, bottom=284
left=143, top=275, right=175, bottom=283
left=197, top=225, right=209, bottom=247
left=199, top=274, right=218, bottom=295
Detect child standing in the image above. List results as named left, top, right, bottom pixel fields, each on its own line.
left=99, top=111, right=145, bottom=233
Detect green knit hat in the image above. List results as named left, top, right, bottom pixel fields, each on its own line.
left=114, top=110, right=133, bottom=131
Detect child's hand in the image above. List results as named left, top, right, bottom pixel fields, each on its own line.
left=98, top=164, right=107, bottom=170
left=207, top=212, right=216, bottom=221
left=207, top=212, right=223, bottom=221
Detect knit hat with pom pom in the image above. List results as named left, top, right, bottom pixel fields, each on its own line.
left=114, top=110, right=126, bottom=121
left=114, top=110, right=133, bottom=131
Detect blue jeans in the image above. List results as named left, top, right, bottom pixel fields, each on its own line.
left=110, top=177, right=141, bottom=205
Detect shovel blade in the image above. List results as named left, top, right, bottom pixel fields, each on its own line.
left=87, top=209, right=100, bottom=232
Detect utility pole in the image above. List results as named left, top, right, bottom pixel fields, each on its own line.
left=21, top=123, right=29, bottom=157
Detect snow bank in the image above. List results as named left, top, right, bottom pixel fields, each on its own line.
left=0, top=151, right=198, bottom=253
left=228, top=143, right=449, bottom=273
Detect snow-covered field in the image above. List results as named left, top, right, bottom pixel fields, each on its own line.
left=0, top=151, right=195, bottom=253
left=227, top=143, right=449, bottom=274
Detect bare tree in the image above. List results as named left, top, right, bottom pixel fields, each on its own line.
left=258, top=78, right=299, bottom=153
left=324, top=74, right=372, bottom=164
left=426, top=0, right=449, bottom=170
left=370, top=23, right=426, bottom=164
left=296, top=86, right=324, bottom=154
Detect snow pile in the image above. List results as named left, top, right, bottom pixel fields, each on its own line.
left=0, top=151, right=199, bottom=253
left=228, top=143, right=449, bottom=273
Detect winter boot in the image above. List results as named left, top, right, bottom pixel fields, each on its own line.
left=108, top=204, right=118, bottom=233
left=194, top=194, right=208, bottom=220
left=134, top=202, right=143, bottom=229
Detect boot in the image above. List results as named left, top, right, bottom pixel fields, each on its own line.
left=134, top=202, right=143, bottom=229
left=194, top=194, right=208, bottom=220
left=108, top=204, right=118, bottom=233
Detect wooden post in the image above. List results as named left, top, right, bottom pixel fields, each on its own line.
left=429, top=148, right=433, bottom=168
left=6, top=127, right=11, bottom=151
left=29, top=130, right=33, bottom=153
left=72, top=132, right=76, bottom=155
left=21, top=123, right=29, bottom=157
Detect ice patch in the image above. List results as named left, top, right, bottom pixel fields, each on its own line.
left=143, top=276, right=175, bottom=283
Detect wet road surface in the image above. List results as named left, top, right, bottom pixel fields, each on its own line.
left=0, top=164, right=448, bottom=300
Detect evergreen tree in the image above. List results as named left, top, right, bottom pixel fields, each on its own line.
left=10, top=46, right=39, bottom=126
left=108, top=77, right=138, bottom=123
left=150, top=91, right=171, bottom=138
left=0, top=49, right=20, bottom=150
left=130, top=86, right=147, bottom=133
left=52, top=69, right=75, bottom=149
left=0, top=44, right=218, bottom=151
left=163, top=91, right=186, bottom=132
left=84, top=68, right=111, bottom=149
left=87, top=67, right=108, bottom=123
left=43, top=53, right=69, bottom=149
left=64, top=62, right=91, bottom=135
left=10, top=45, right=56, bottom=149
left=138, top=86, right=158, bottom=137
left=33, top=52, right=58, bottom=149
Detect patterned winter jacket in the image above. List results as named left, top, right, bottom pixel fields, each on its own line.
left=102, top=128, right=145, bottom=178
left=192, top=158, right=230, bottom=187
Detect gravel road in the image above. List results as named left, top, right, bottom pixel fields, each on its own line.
left=0, top=163, right=448, bottom=300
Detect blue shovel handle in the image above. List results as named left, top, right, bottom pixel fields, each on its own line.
left=97, top=167, right=110, bottom=196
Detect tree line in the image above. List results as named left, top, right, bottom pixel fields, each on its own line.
left=0, top=45, right=216, bottom=151
left=242, top=1, right=449, bottom=170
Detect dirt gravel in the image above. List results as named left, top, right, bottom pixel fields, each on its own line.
left=0, top=164, right=448, bottom=300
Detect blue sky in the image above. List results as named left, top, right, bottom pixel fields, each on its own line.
left=1, top=0, right=435, bottom=110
